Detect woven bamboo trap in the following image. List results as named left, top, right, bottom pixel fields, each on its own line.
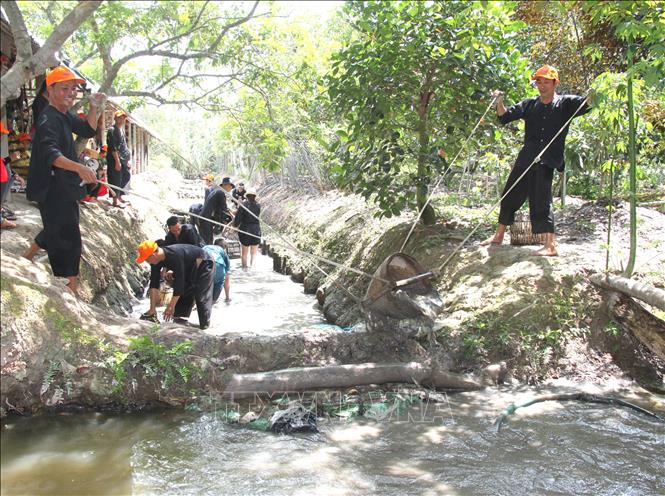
left=510, top=212, right=547, bottom=246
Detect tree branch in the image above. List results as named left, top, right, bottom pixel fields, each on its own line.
left=148, top=1, right=212, bottom=52
left=230, top=75, right=274, bottom=121
left=3, top=1, right=34, bottom=63
left=73, top=48, right=98, bottom=69
left=208, top=1, right=260, bottom=53
left=100, top=1, right=261, bottom=94
left=89, top=16, right=114, bottom=91
left=1, top=0, right=103, bottom=106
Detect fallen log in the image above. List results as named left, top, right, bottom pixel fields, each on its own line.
left=223, top=362, right=487, bottom=400
left=494, top=393, right=665, bottom=432
left=589, top=273, right=665, bottom=312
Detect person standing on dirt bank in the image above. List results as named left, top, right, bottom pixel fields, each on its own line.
left=136, top=240, right=215, bottom=330
left=233, top=188, right=261, bottom=269
left=106, top=110, right=131, bottom=208
left=481, top=65, right=593, bottom=256
left=199, top=177, right=234, bottom=245
left=23, top=66, right=102, bottom=295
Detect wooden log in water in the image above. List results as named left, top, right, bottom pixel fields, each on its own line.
left=223, top=362, right=486, bottom=399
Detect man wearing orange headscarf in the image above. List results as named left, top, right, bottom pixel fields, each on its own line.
left=23, top=66, right=105, bottom=295
left=481, top=65, right=593, bottom=256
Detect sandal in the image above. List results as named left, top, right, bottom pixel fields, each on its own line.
left=140, top=312, right=159, bottom=323
left=1, top=208, right=17, bottom=221
left=1, top=219, right=17, bottom=229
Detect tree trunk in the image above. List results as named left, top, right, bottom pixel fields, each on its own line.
left=607, top=294, right=665, bottom=361
left=223, top=362, right=489, bottom=400
left=624, top=47, right=638, bottom=277
left=589, top=273, right=665, bottom=312
left=1, top=1, right=103, bottom=107
left=416, top=90, right=435, bottom=225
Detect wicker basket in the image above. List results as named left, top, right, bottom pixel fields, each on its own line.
left=215, top=236, right=241, bottom=258
left=510, top=212, right=546, bottom=245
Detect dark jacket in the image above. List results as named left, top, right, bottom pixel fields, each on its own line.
left=107, top=124, right=131, bottom=166
left=233, top=200, right=261, bottom=228
left=149, top=244, right=211, bottom=296
left=201, top=186, right=231, bottom=223
left=27, top=105, right=96, bottom=203
left=499, top=94, right=590, bottom=171
left=164, top=224, right=205, bottom=248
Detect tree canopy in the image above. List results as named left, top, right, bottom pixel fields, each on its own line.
left=325, top=0, right=529, bottom=222
left=5, top=0, right=663, bottom=228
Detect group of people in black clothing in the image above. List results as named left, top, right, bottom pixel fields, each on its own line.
left=191, top=175, right=262, bottom=269
left=134, top=174, right=262, bottom=329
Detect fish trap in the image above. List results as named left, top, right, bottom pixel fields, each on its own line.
left=510, top=212, right=546, bottom=246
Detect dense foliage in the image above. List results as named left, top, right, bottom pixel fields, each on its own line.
left=325, top=1, right=529, bottom=222
left=14, top=0, right=664, bottom=211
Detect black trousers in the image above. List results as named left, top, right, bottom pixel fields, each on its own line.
left=173, top=259, right=215, bottom=328
left=199, top=219, right=214, bottom=245
left=497, top=162, right=555, bottom=234
left=107, top=159, right=130, bottom=197
left=35, top=188, right=82, bottom=277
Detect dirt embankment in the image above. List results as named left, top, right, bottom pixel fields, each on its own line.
left=1, top=171, right=663, bottom=416
left=0, top=171, right=448, bottom=416
left=259, top=181, right=665, bottom=391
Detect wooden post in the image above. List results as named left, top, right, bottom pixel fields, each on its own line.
left=145, top=133, right=150, bottom=172
left=137, top=128, right=143, bottom=173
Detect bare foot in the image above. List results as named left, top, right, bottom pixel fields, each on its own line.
left=480, top=235, right=503, bottom=246
left=1, top=219, right=17, bottom=229
left=23, top=243, right=42, bottom=262
left=531, top=247, right=558, bottom=257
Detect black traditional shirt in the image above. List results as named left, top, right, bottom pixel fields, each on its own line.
left=233, top=201, right=261, bottom=227
left=201, top=186, right=230, bottom=222
left=149, top=244, right=211, bottom=296
left=26, top=105, right=96, bottom=203
left=499, top=94, right=590, bottom=171
left=107, top=124, right=131, bottom=164
left=164, top=224, right=205, bottom=248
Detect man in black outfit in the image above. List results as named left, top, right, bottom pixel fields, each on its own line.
left=481, top=65, right=592, bottom=256
left=232, top=181, right=246, bottom=203
left=164, top=215, right=204, bottom=247
left=106, top=110, right=131, bottom=207
left=24, top=66, right=102, bottom=295
left=199, top=177, right=234, bottom=245
left=136, top=240, right=215, bottom=330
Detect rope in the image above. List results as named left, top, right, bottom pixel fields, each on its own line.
left=225, top=194, right=366, bottom=302
left=435, top=92, right=592, bottom=274
left=228, top=195, right=365, bottom=302
left=399, top=96, right=498, bottom=252
left=225, top=194, right=387, bottom=287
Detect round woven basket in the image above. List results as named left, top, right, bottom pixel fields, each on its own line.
left=510, top=212, right=546, bottom=246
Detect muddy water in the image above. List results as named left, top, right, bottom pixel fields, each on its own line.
left=2, top=383, right=664, bottom=495
left=3, top=254, right=665, bottom=495
left=131, top=253, right=327, bottom=335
